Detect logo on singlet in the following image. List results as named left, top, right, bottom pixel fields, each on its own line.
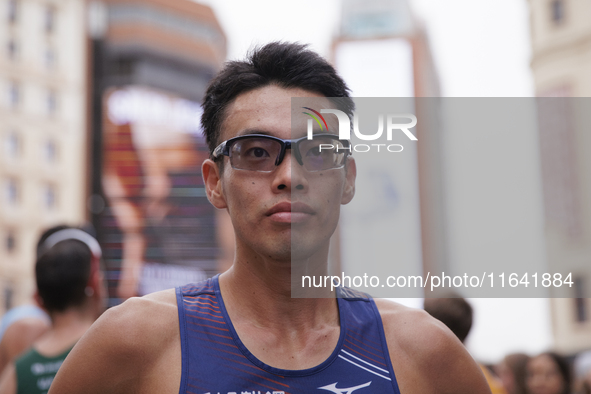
left=318, top=381, right=372, bottom=393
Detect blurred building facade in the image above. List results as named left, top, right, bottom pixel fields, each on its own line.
left=331, top=0, right=447, bottom=293
left=529, top=0, right=591, bottom=353
left=530, top=0, right=591, bottom=96
left=89, top=0, right=228, bottom=304
left=0, top=0, right=227, bottom=315
left=0, top=0, right=88, bottom=314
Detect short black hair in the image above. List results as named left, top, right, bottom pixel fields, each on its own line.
left=35, top=225, right=93, bottom=313
left=424, top=297, right=473, bottom=343
left=201, top=41, right=354, bottom=155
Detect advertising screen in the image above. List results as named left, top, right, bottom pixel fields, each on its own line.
left=101, top=86, right=228, bottom=302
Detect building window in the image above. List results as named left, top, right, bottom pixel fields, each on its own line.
left=574, top=276, right=587, bottom=323
left=44, top=48, right=56, bottom=69
left=7, top=39, right=17, bottom=60
left=6, top=231, right=16, bottom=253
left=8, top=81, right=20, bottom=108
left=5, top=178, right=19, bottom=205
left=551, top=0, right=565, bottom=24
left=45, top=89, right=58, bottom=116
left=47, top=90, right=57, bottom=115
left=4, top=131, right=20, bottom=158
left=44, top=184, right=57, bottom=210
left=44, top=140, right=57, bottom=163
left=4, top=287, right=14, bottom=312
left=44, top=5, right=55, bottom=33
left=8, top=0, right=17, bottom=23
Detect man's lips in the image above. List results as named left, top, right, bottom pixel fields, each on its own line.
left=266, top=202, right=315, bottom=223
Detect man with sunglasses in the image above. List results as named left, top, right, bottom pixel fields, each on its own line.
left=49, top=42, right=490, bottom=394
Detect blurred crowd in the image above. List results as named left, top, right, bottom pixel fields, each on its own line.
left=0, top=225, right=105, bottom=394
left=0, top=227, right=590, bottom=393
left=425, top=297, right=591, bottom=394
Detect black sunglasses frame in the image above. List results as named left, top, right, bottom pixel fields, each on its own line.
left=212, top=133, right=351, bottom=171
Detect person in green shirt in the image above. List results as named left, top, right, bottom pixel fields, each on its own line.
left=0, top=226, right=105, bottom=394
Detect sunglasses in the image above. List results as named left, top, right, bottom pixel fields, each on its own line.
left=212, top=134, right=351, bottom=172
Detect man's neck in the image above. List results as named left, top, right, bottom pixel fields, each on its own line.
left=219, top=243, right=339, bottom=332
left=34, top=306, right=96, bottom=356
left=218, top=246, right=342, bottom=370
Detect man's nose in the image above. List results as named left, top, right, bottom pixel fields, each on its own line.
left=272, top=150, right=307, bottom=192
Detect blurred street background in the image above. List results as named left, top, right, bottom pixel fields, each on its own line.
left=1, top=0, right=590, bottom=368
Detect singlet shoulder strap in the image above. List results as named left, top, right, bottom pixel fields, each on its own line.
left=337, top=286, right=372, bottom=301
left=337, top=291, right=402, bottom=394
left=178, top=277, right=216, bottom=297
left=176, top=276, right=218, bottom=394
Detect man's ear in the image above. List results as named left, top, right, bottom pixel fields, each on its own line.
left=87, top=265, right=102, bottom=295
left=33, top=291, right=44, bottom=310
left=341, top=157, right=356, bottom=205
left=202, top=159, right=227, bottom=209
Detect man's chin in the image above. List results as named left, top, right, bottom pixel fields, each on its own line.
left=258, top=232, right=330, bottom=263
left=263, top=246, right=319, bottom=262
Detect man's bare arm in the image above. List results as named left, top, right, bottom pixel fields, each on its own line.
left=0, top=363, right=16, bottom=394
left=0, top=318, right=49, bottom=375
left=48, top=290, right=180, bottom=394
left=375, top=299, right=491, bottom=394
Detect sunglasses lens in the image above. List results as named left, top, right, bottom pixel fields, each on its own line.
left=229, top=137, right=282, bottom=171
left=298, top=137, right=347, bottom=171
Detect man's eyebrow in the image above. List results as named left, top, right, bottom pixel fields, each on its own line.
left=235, top=129, right=274, bottom=137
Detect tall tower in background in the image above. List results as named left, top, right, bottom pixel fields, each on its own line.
left=530, top=0, right=591, bottom=96
left=0, top=0, right=88, bottom=313
left=331, top=0, right=447, bottom=294
left=529, top=0, right=591, bottom=353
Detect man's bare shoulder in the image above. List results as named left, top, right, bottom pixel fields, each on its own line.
left=49, top=289, right=180, bottom=394
left=373, top=299, right=491, bottom=394
left=374, top=298, right=454, bottom=354
left=94, top=288, right=178, bottom=349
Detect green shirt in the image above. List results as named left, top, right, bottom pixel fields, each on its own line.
left=14, top=346, right=72, bottom=394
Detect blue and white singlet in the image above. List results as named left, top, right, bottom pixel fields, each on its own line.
left=176, top=275, right=401, bottom=394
